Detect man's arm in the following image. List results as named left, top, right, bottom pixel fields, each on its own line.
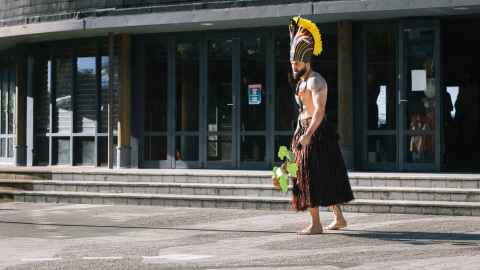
left=304, top=75, right=327, bottom=138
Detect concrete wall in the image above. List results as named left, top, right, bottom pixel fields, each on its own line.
left=0, top=0, right=315, bottom=26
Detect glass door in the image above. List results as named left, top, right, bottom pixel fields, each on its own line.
left=399, top=22, right=441, bottom=171
left=142, top=40, right=170, bottom=168
left=206, top=38, right=235, bottom=168
left=363, top=25, right=398, bottom=170
left=239, top=35, right=267, bottom=168
left=175, top=40, right=201, bottom=168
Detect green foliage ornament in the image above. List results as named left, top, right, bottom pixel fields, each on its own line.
left=272, top=145, right=298, bottom=193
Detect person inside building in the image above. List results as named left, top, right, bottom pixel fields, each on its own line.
left=288, top=16, right=355, bottom=235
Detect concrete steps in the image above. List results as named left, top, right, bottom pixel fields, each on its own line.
left=1, top=180, right=480, bottom=203
left=0, top=169, right=479, bottom=216
left=5, top=189, right=480, bottom=216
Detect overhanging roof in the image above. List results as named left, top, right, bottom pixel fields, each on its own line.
left=0, top=0, right=479, bottom=50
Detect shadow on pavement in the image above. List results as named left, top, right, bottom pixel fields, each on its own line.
left=340, top=229, right=480, bottom=246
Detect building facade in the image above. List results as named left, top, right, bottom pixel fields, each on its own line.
left=1, top=0, right=480, bottom=172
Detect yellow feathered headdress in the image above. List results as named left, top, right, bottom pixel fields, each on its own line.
left=289, top=16, right=323, bottom=57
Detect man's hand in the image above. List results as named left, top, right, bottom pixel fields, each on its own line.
left=299, top=134, right=311, bottom=147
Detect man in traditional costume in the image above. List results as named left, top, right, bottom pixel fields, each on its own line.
left=288, top=16, right=354, bottom=235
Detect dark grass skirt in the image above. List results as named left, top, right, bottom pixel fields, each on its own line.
left=290, top=118, right=354, bottom=211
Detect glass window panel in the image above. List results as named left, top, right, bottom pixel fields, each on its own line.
left=0, top=138, right=5, bottom=157
left=144, top=42, right=168, bottom=132
left=367, top=135, right=396, bottom=163
left=8, top=68, right=15, bottom=135
left=35, top=60, right=51, bottom=134
left=208, top=40, right=232, bottom=132
left=366, top=31, right=396, bottom=130
left=53, top=137, right=70, bottom=165
left=7, top=137, right=13, bottom=158
left=144, top=136, right=167, bottom=161
left=76, top=59, right=96, bottom=130
left=1, top=70, right=7, bottom=134
left=97, top=136, right=117, bottom=167
left=241, top=37, right=266, bottom=131
left=406, top=135, right=434, bottom=163
left=405, top=29, right=436, bottom=130
left=207, top=134, right=232, bottom=161
left=176, top=42, right=199, bottom=131
left=74, top=137, right=95, bottom=165
left=35, top=136, right=49, bottom=165
left=99, top=39, right=120, bottom=134
left=99, top=56, right=110, bottom=133
left=54, top=50, right=73, bottom=133
left=75, top=56, right=97, bottom=133
left=175, top=136, right=199, bottom=161
left=240, top=135, right=265, bottom=162
left=311, top=33, right=338, bottom=125
left=275, top=36, right=297, bottom=131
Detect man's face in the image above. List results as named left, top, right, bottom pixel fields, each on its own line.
left=291, top=61, right=307, bottom=80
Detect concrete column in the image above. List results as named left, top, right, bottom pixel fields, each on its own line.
left=15, top=52, right=27, bottom=166
left=337, top=21, right=354, bottom=169
left=117, top=33, right=132, bottom=168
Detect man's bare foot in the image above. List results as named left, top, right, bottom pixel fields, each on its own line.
left=298, top=224, right=323, bottom=235
left=324, top=219, right=347, bottom=230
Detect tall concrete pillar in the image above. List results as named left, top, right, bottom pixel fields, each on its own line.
left=15, top=51, right=27, bottom=166
left=337, top=21, right=354, bottom=169
left=117, top=33, right=132, bottom=168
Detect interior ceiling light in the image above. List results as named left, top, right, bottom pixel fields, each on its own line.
left=201, top=23, right=214, bottom=26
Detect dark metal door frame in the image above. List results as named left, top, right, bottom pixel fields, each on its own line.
left=398, top=19, right=442, bottom=172
left=359, top=19, right=442, bottom=172
left=360, top=22, right=399, bottom=171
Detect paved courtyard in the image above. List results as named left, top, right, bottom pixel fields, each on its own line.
left=0, top=202, right=479, bottom=270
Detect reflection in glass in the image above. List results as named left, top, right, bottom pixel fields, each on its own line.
left=1, top=70, right=7, bottom=134
left=98, top=136, right=117, bottom=167
left=367, top=136, right=396, bottom=163
left=241, top=37, right=266, bottom=131
left=405, top=29, right=436, bottom=131
left=446, top=86, right=459, bottom=118
left=176, top=136, right=199, bottom=161
left=275, top=36, right=297, bottom=131
left=8, top=69, right=14, bottom=135
left=176, top=42, right=199, bottom=131
left=145, top=43, right=168, bottom=132
left=74, top=137, right=95, bottom=165
left=144, top=136, right=167, bottom=161
left=54, top=53, right=73, bottom=133
left=0, top=138, right=4, bottom=157
left=241, top=136, right=265, bottom=162
left=76, top=57, right=96, bottom=133
left=99, top=56, right=109, bottom=133
left=207, top=134, right=232, bottom=161
left=35, top=60, right=51, bottom=134
left=35, top=136, right=49, bottom=165
left=366, top=31, right=396, bottom=130
left=407, top=135, right=434, bottom=163
left=53, top=137, right=70, bottom=165
left=143, top=42, right=168, bottom=162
